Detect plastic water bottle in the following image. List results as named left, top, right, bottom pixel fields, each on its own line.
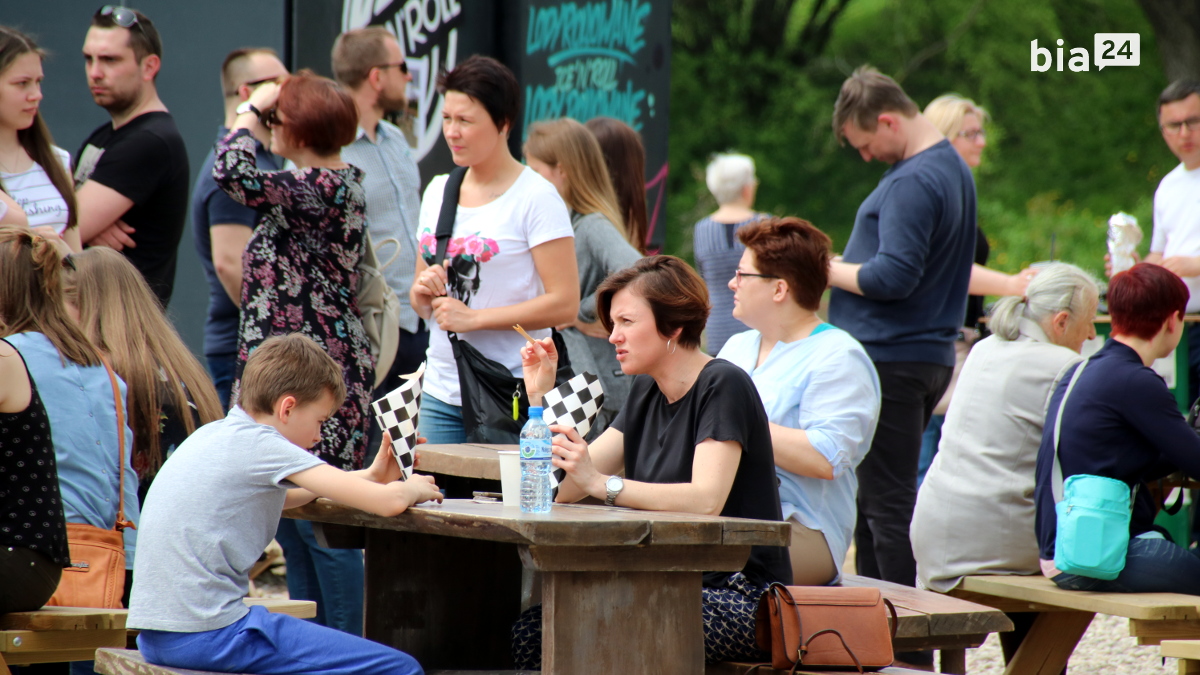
left=520, top=406, right=553, bottom=513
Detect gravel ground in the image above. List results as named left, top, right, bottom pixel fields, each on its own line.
left=960, top=613, right=1176, bottom=674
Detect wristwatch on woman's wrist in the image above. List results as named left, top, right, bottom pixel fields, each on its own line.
left=604, top=475, right=624, bottom=506
left=234, top=101, right=261, bottom=118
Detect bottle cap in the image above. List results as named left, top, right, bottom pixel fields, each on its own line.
left=528, top=406, right=543, bottom=417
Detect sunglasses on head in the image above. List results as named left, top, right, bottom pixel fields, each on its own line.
left=96, top=5, right=141, bottom=30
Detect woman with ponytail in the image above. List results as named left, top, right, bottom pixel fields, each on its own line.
left=0, top=226, right=138, bottom=611
left=64, top=248, right=223, bottom=503
left=911, top=262, right=1098, bottom=591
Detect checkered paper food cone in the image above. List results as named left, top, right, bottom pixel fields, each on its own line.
left=371, top=362, right=425, bottom=480
left=541, top=372, right=604, bottom=497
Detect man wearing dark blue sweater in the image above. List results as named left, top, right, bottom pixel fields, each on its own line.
left=828, top=67, right=977, bottom=591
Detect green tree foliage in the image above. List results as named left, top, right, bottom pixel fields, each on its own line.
left=669, top=0, right=1175, bottom=279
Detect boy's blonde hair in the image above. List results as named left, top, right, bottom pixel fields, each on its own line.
left=238, top=334, right=347, bottom=415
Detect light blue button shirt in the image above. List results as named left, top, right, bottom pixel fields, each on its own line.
left=718, top=325, right=880, bottom=582
left=342, top=120, right=423, bottom=333
left=5, top=332, right=140, bottom=567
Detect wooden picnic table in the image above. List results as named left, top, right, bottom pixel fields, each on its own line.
left=285, top=498, right=789, bottom=675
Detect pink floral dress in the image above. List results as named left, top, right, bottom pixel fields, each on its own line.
left=213, top=129, right=373, bottom=470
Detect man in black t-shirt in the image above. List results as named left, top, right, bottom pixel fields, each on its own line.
left=74, top=7, right=188, bottom=307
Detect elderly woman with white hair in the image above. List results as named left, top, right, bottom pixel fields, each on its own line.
left=692, top=153, right=768, bottom=355
left=910, top=262, right=1098, bottom=660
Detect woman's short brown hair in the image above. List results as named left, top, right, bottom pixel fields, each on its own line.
left=276, top=70, right=357, bottom=156
left=238, top=334, right=347, bottom=415
left=738, top=217, right=831, bottom=311
left=596, top=256, right=710, bottom=349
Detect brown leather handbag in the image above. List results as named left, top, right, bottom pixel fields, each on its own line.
left=753, top=583, right=897, bottom=673
left=45, top=358, right=135, bottom=609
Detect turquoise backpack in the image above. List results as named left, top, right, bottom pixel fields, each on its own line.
left=1050, top=358, right=1137, bottom=581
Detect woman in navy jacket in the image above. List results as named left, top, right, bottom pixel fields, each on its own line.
left=1035, top=263, right=1200, bottom=593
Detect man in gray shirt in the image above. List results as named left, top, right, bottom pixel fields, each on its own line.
left=333, top=27, right=426, bottom=396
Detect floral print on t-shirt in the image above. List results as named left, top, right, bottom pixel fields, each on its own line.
left=419, top=232, right=499, bottom=306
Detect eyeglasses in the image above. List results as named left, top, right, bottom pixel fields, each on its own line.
left=956, top=129, right=986, bottom=141
left=96, top=5, right=143, bottom=33
left=734, top=269, right=778, bottom=285
left=374, top=61, right=409, bottom=75
left=243, top=75, right=283, bottom=89
left=1161, top=116, right=1200, bottom=135
left=259, top=107, right=280, bottom=129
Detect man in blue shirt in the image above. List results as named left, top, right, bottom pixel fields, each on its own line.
left=828, top=67, right=977, bottom=592
left=191, top=48, right=288, bottom=409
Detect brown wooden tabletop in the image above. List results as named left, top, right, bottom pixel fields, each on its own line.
left=415, top=443, right=510, bottom=480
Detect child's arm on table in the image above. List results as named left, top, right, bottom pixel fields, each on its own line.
left=284, top=434, right=442, bottom=516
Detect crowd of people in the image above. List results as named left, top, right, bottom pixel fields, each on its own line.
left=3, top=5, right=1200, bottom=675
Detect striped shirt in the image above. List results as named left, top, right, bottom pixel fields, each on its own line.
left=693, top=213, right=768, bottom=355
left=342, top=121, right=423, bottom=333
left=1, top=147, right=71, bottom=233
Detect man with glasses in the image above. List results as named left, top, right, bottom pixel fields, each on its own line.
left=825, top=67, right=975, bottom=649
left=190, top=48, right=288, bottom=409
left=74, top=6, right=188, bottom=308
left=331, top=28, right=425, bottom=432
left=1141, top=80, right=1200, bottom=401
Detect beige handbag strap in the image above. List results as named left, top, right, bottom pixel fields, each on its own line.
left=100, top=356, right=134, bottom=532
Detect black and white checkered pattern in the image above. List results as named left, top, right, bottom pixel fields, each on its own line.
left=371, top=363, right=425, bottom=480
left=541, top=372, right=604, bottom=497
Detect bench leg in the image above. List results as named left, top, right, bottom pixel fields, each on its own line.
left=1180, top=658, right=1200, bottom=675
left=1003, top=611, right=1093, bottom=675
left=939, top=648, right=966, bottom=674
left=542, top=570, right=703, bottom=675
left=1, top=653, right=11, bottom=675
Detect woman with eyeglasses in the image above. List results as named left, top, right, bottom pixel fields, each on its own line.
left=214, top=71, right=376, bottom=636
left=918, top=94, right=1041, bottom=485
left=0, top=226, right=138, bottom=613
left=716, top=217, right=880, bottom=586
left=515, top=255, right=790, bottom=667
left=0, top=27, right=80, bottom=250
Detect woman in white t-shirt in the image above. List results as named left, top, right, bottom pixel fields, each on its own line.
left=0, top=28, right=79, bottom=251
left=410, top=56, right=578, bottom=443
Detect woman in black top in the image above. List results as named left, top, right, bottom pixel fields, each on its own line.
left=512, top=255, right=790, bottom=667
left=0, top=229, right=75, bottom=612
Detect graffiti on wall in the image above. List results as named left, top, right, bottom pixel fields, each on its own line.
left=341, top=0, right=464, bottom=162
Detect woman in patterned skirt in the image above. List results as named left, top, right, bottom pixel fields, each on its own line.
left=213, top=70, right=372, bottom=636
left=515, top=256, right=790, bottom=666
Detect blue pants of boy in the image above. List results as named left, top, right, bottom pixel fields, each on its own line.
left=274, top=518, right=364, bottom=636
left=138, top=605, right=422, bottom=675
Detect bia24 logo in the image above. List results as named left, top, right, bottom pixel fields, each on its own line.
left=1031, top=34, right=1140, bottom=72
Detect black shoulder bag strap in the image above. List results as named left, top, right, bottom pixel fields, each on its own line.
left=433, top=167, right=468, bottom=268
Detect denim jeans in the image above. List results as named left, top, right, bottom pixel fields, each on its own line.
left=206, top=352, right=237, bottom=412
left=274, top=518, right=364, bottom=636
left=418, top=393, right=467, bottom=445
left=1052, top=535, right=1200, bottom=595
left=916, top=414, right=944, bottom=489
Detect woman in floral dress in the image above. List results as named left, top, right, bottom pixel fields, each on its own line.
left=213, top=71, right=372, bottom=636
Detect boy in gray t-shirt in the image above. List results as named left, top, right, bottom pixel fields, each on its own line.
left=128, top=334, right=441, bottom=674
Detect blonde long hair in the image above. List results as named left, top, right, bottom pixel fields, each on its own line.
left=0, top=226, right=98, bottom=366
left=524, top=118, right=631, bottom=246
left=64, top=248, right=222, bottom=481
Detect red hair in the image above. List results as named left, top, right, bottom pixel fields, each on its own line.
left=276, top=70, right=357, bottom=156
left=1109, top=263, right=1189, bottom=340
left=738, top=217, right=831, bottom=311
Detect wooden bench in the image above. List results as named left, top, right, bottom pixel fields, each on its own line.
left=949, top=574, right=1200, bottom=674
left=1162, top=639, right=1200, bottom=674
left=709, top=665, right=939, bottom=675
left=0, top=598, right=316, bottom=673
left=96, top=649, right=541, bottom=675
